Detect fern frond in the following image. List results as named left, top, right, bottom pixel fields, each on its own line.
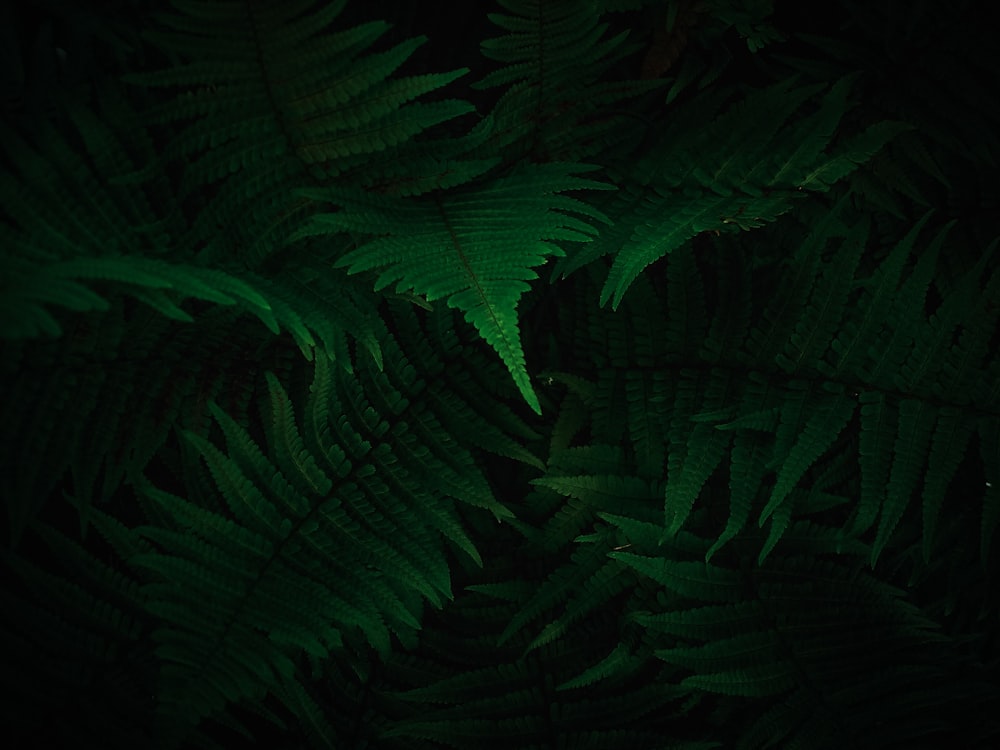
left=2, top=1, right=998, bottom=746
left=381, top=560, right=694, bottom=749
left=295, top=162, right=613, bottom=413
left=611, top=551, right=744, bottom=602
left=664, top=368, right=736, bottom=536
left=125, top=0, right=475, bottom=266
left=0, top=81, right=386, bottom=543
left=825, top=212, right=933, bottom=379
left=757, top=383, right=855, bottom=531
left=595, top=77, right=904, bottom=309
left=473, top=0, right=658, bottom=161
left=616, top=527, right=992, bottom=748
left=387, top=299, right=545, bottom=477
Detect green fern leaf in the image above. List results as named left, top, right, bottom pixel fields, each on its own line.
left=611, top=552, right=743, bottom=602
left=555, top=642, right=643, bottom=691
left=681, top=664, right=799, bottom=697
left=631, top=601, right=767, bottom=640
left=264, top=372, right=334, bottom=497
left=599, top=77, right=902, bottom=309
left=705, top=432, right=770, bottom=562
left=871, top=398, right=936, bottom=567
left=273, top=676, right=337, bottom=750
left=657, top=631, right=777, bottom=672
left=757, top=493, right=793, bottom=565
left=799, top=121, right=914, bottom=190
left=664, top=368, right=734, bottom=536
left=126, top=1, right=475, bottom=265
left=774, top=217, right=868, bottom=375
left=758, top=385, right=855, bottom=529
left=295, top=162, right=613, bottom=413
left=852, top=390, right=892, bottom=538
left=920, top=407, right=976, bottom=561
left=473, top=0, right=657, bottom=161
left=827, top=212, right=933, bottom=378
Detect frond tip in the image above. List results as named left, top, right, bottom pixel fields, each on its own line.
left=295, top=162, right=614, bottom=414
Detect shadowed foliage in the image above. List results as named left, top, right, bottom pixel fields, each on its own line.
left=1, top=1, right=998, bottom=747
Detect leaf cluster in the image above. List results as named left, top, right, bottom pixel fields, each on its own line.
left=2, top=1, right=998, bottom=748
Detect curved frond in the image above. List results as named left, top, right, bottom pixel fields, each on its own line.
left=295, top=162, right=613, bottom=413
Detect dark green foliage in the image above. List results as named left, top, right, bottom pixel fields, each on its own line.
left=2, top=1, right=998, bottom=748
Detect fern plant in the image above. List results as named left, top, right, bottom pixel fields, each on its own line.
left=2, top=0, right=998, bottom=748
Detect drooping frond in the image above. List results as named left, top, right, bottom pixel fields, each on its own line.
left=294, top=162, right=614, bottom=414
left=552, top=75, right=908, bottom=309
